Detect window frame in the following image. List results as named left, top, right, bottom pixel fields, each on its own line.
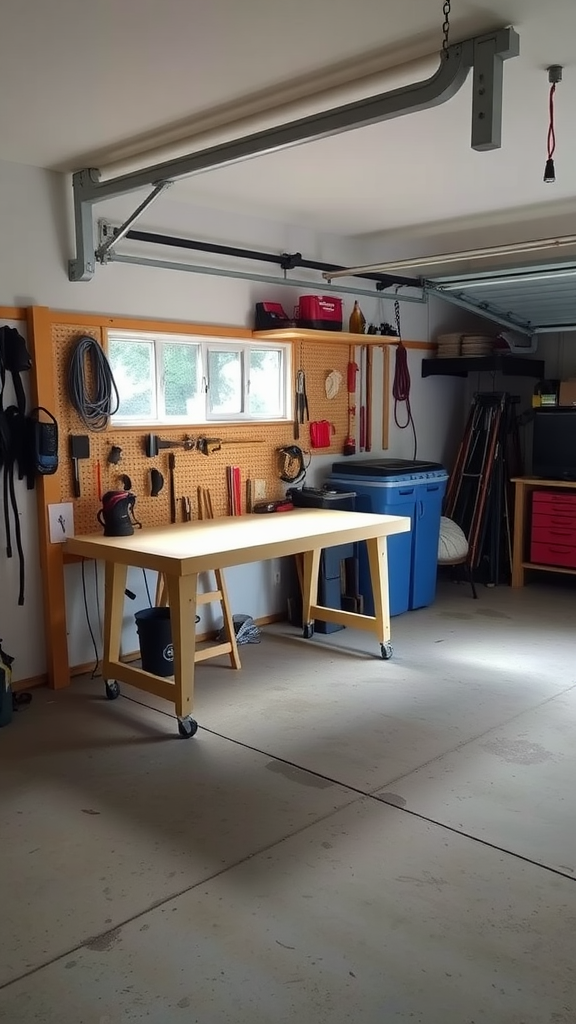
left=156, top=337, right=203, bottom=423
left=107, top=330, right=292, bottom=427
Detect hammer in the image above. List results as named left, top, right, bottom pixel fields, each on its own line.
left=145, top=434, right=194, bottom=457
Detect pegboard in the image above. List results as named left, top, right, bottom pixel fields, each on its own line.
left=50, top=321, right=351, bottom=536
left=295, top=338, right=350, bottom=455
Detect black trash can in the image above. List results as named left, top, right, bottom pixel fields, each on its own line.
left=135, top=607, right=174, bottom=677
left=287, top=486, right=357, bottom=634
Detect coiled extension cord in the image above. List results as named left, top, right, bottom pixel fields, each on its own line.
left=67, top=335, right=120, bottom=432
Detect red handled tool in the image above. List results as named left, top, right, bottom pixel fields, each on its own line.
left=343, top=348, right=358, bottom=456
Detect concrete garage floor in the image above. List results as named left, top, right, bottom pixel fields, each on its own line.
left=1, top=580, right=576, bottom=1024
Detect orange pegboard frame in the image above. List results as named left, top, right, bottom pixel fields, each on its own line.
left=48, top=316, right=353, bottom=534
left=0, top=306, right=27, bottom=322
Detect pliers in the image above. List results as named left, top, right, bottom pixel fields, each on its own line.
left=294, top=369, right=310, bottom=439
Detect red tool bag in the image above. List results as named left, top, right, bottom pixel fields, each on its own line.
left=310, top=420, right=335, bottom=448
left=295, top=296, right=343, bottom=331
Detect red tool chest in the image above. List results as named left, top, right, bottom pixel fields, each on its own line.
left=530, top=490, right=576, bottom=567
left=295, top=295, right=343, bottom=331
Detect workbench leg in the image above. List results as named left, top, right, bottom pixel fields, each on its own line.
left=102, top=562, right=128, bottom=678
left=215, top=568, right=241, bottom=670
left=511, top=481, right=526, bottom=588
left=166, top=573, right=198, bottom=722
left=366, top=536, right=392, bottom=653
left=301, top=548, right=321, bottom=638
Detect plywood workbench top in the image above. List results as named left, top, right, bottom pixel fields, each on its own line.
left=65, top=508, right=410, bottom=575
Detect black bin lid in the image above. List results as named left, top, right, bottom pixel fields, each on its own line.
left=331, top=458, right=444, bottom=477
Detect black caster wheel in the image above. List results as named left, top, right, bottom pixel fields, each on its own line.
left=302, top=623, right=314, bottom=640
left=105, top=680, right=121, bottom=700
left=178, top=717, right=199, bottom=739
left=380, top=643, right=393, bottom=661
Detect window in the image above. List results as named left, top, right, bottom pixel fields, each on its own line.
left=107, top=331, right=291, bottom=425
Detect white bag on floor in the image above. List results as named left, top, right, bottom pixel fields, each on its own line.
left=438, top=516, right=468, bottom=563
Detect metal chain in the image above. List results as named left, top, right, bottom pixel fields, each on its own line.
left=442, top=0, right=451, bottom=58
left=394, top=299, right=402, bottom=340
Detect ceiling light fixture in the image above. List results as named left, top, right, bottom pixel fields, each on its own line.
left=544, top=65, right=562, bottom=183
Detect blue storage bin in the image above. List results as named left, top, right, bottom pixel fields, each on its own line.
left=328, top=460, right=448, bottom=617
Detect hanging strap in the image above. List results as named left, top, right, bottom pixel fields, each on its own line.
left=0, top=326, right=32, bottom=606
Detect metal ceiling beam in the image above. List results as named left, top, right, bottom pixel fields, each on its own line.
left=100, top=222, right=418, bottom=288
left=107, top=253, right=426, bottom=302
left=68, top=26, right=520, bottom=282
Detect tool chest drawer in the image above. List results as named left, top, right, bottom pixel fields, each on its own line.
left=532, top=511, right=576, bottom=534
left=532, top=524, right=576, bottom=543
left=530, top=540, right=576, bottom=568
left=533, top=490, right=576, bottom=512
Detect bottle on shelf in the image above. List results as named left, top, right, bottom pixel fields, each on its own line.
left=349, top=300, right=366, bottom=334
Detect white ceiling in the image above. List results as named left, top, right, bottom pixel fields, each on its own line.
left=2, top=0, right=576, bottom=237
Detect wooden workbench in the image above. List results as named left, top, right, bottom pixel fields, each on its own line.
left=65, top=508, right=410, bottom=737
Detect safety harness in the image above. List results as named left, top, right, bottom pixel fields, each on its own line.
left=0, top=326, right=32, bottom=605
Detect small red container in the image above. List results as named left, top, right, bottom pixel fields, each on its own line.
left=309, top=420, right=335, bottom=448
left=296, top=295, right=342, bottom=331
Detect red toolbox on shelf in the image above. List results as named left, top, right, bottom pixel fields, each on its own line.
left=295, top=295, right=343, bottom=331
left=530, top=491, right=576, bottom=567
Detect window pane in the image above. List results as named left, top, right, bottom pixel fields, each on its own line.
left=108, top=340, right=154, bottom=418
left=162, top=343, right=201, bottom=419
left=249, top=349, right=282, bottom=417
left=208, top=349, right=242, bottom=415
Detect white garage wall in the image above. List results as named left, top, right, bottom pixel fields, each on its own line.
left=0, top=159, right=480, bottom=682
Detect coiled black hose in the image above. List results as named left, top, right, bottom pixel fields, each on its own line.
left=67, top=335, right=119, bottom=431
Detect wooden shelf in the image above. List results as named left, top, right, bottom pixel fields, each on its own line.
left=421, top=354, right=545, bottom=378
left=522, top=561, right=576, bottom=577
left=253, top=328, right=433, bottom=350
left=512, top=476, right=576, bottom=489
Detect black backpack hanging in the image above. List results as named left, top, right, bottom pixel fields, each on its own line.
left=26, top=407, right=59, bottom=477
left=0, top=638, right=14, bottom=728
left=0, top=325, right=32, bottom=605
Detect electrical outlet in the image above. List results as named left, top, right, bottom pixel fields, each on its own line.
left=254, top=478, right=266, bottom=500
left=273, top=570, right=281, bottom=586
left=48, top=502, right=74, bottom=544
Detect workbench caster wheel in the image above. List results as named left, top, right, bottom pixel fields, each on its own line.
left=302, top=623, right=314, bottom=639
left=380, top=643, right=393, bottom=661
left=178, top=717, right=198, bottom=739
left=105, top=680, right=121, bottom=700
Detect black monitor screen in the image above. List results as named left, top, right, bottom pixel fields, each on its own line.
left=533, top=408, right=576, bottom=480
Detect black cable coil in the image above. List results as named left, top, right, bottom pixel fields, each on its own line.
left=67, top=335, right=120, bottom=431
